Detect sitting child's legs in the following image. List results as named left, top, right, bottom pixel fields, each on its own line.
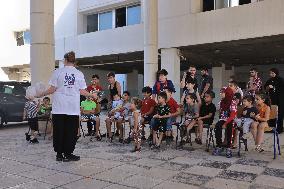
left=215, top=120, right=225, bottom=148
left=105, top=117, right=112, bottom=138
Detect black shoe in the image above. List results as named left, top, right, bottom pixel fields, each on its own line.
left=115, top=131, right=120, bottom=137
left=101, top=133, right=107, bottom=138
left=96, top=135, right=102, bottom=141
left=30, top=138, right=39, bottom=144
left=56, top=153, right=64, bottom=161
left=64, top=154, right=80, bottom=162
left=195, top=138, right=202, bottom=145
left=119, top=138, right=124, bottom=143
left=25, top=133, right=31, bottom=141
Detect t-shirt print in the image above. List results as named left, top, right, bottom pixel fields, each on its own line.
left=64, top=73, right=76, bottom=87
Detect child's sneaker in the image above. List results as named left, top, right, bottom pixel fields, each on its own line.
left=212, top=147, right=221, bottom=156
left=226, top=148, right=233, bottom=158
left=255, top=145, right=264, bottom=153
left=243, top=133, right=250, bottom=140
left=30, top=138, right=39, bottom=144
left=25, top=133, right=31, bottom=141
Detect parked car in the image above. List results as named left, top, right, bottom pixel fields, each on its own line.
left=0, top=81, right=30, bottom=127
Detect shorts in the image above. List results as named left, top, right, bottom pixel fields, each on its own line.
left=152, top=118, right=167, bottom=133
left=166, top=117, right=176, bottom=131
left=28, top=118, right=39, bottom=131
left=81, top=114, right=98, bottom=121
left=143, top=115, right=153, bottom=123
left=201, top=118, right=213, bottom=125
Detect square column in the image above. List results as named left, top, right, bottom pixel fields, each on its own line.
left=161, top=48, right=181, bottom=102
left=212, top=64, right=226, bottom=105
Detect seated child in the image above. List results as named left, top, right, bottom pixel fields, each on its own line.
left=151, top=92, right=171, bottom=149
left=179, top=93, right=199, bottom=146
left=23, top=96, right=40, bottom=144
left=81, top=96, right=101, bottom=141
left=181, top=77, right=201, bottom=106
left=251, top=93, right=271, bottom=153
left=129, top=97, right=143, bottom=152
left=213, top=87, right=237, bottom=158
left=105, top=93, right=123, bottom=142
left=235, top=95, right=258, bottom=139
left=140, top=87, right=156, bottom=140
left=197, top=91, right=216, bottom=144
left=38, top=97, right=51, bottom=116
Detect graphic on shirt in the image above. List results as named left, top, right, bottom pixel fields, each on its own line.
left=64, top=73, right=75, bottom=87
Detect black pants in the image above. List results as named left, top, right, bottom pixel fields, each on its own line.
left=52, top=114, right=79, bottom=154
left=215, top=120, right=233, bottom=148
left=27, top=118, right=39, bottom=131
left=87, top=121, right=96, bottom=134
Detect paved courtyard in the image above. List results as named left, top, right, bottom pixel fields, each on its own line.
left=0, top=120, right=283, bottom=189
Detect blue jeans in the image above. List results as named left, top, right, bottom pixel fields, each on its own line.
left=150, top=117, right=175, bottom=131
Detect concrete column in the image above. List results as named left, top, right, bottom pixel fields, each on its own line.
left=30, top=0, right=55, bottom=86
left=212, top=64, right=226, bottom=105
left=143, top=0, right=158, bottom=87
left=127, top=70, right=139, bottom=96
left=161, top=48, right=181, bottom=102
left=191, top=0, right=203, bottom=13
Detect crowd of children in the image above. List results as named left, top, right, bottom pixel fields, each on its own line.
left=25, top=67, right=275, bottom=159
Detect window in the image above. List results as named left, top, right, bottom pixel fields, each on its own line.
left=127, top=5, right=141, bottom=25
left=215, top=0, right=230, bottom=9
left=87, top=14, right=98, bottom=33
left=99, top=11, right=113, bottom=31
left=116, top=7, right=126, bottom=28
left=239, top=0, right=251, bottom=5
left=203, top=0, right=214, bottom=11
left=15, top=31, right=30, bottom=46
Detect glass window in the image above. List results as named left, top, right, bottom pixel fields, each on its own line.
left=99, top=11, right=113, bottom=31
left=127, top=5, right=141, bottom=25
left=23, top=31, right=31, bottom=45
left=239, top=0, right=251, bottom=5
left=15, top=32, right=24, bottom=46
left=203, top=0, right=214, bottom=12
left=87, top=14, right=98, bottom=33
left=215, top=0, right=230, bottom=9
left=116, top=7, right=126, bottom=28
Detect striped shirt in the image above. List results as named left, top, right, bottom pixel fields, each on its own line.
left=24, top=101, right=38, bottom=119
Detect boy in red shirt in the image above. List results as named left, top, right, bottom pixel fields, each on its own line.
left=141, top=87, right=156, bottom=140
left=164, top=87, right=181, bottom=144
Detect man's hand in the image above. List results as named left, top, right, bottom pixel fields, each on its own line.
left=153, top=114, right=159, bottom=119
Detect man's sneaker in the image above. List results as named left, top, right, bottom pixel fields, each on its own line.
left=64, top=154, right=80, bottom=162
left=212, top=147, right=221, bottom=156
left=226, top=148, right=233, bottom=158
left=30, top=138, right=39, bottom=144
left=56, top=153, right=64, bottom=161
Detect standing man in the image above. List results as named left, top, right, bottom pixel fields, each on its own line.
left=264, top=68, right=284, bottom=133
left=107, top=72, right=122, bottom=102
left=181, top=65, right=198, bottom=91
left=38, top=51, right=97, bottom=162
left=200, top=67, right=213, bottom=98
left=246, top=68, right=262, bottom=98
left=86, top=74, right=103, bottom=136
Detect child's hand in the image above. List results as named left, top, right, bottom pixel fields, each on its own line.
left=255, top=114, right=260, bottom=120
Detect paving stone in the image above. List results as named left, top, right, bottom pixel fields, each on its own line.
left=249, top=184, right=280, bottom=189
left=17, top=167, right=59, bottom=179
left=172, top=172, right=211, bottom=186
left=227, top=164, right=265, bottom=175
left=103, top=184, right=135, bottom=189
left=37, top=172, right=83, bottom=186
left=263, top=167, right=284, bottom=178
left=169, top=157, right=202, bottom=166
left=119, top=175, right=163, bottom=189
left=236, top=158, right=269, bottom=167
left=137, top=167, right=179, bottom=180
left=8, top=180, right=56, bottom=189
left=0, top=174, right=30, bottom=189
left=131, top=158, right=165, bottom=168
left=198, top=161, right=231, bottom=169
left=153, top=181, right=200, bottom=189
left=254, top=175, right=284, bottom=188
left=94, top=167, right=134, bottom=183
left=61, top=178, right=110, bottom=189
left=184, top=165, right=223, bottom=177
left=205, top=178, right=250, bottom=189
left=218, top=170, right=257, bottom=182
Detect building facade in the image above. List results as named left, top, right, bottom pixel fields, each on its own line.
left=1, top=0, right=284, bottom=101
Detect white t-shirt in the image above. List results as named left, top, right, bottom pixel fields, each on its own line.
left=49, top=66, right=87, bottom=115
